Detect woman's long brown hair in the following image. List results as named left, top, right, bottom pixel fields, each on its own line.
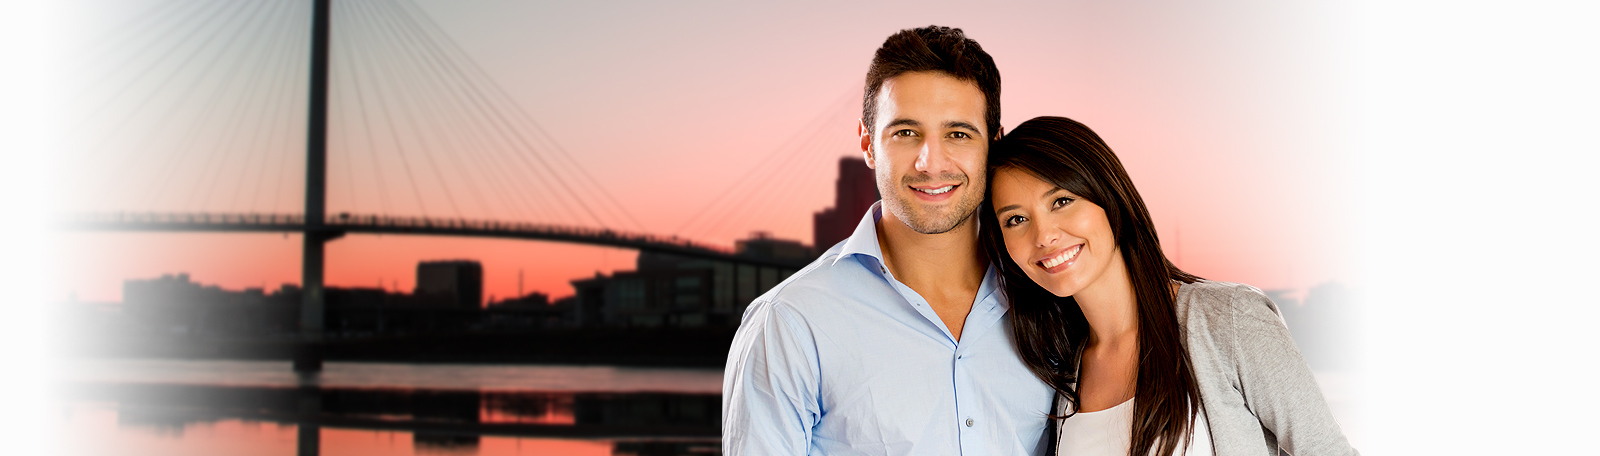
left=979, top=116, right=1202, bottom=456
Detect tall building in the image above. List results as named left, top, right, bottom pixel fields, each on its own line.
left=813, top=157, right=879, bottom=251
left=415, top=260, right=484, bottom=309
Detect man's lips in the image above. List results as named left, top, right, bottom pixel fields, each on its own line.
left=910, top=184, right=959, bottom=200
left=1038, top=244, right=1083, bottom=273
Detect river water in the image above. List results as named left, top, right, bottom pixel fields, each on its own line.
left=54, top=359, right=1362, bottom=455
left=56, top=359, right=726, bottom=456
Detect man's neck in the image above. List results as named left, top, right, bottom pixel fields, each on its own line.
left=876, top=210, right=984, bottom=286
left=875, top=209, right=985, bottom=340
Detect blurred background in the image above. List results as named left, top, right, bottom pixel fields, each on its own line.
left=4, top=0, right=1594, bottom=455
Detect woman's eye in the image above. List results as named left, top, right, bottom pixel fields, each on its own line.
left=1052, top=197, right=1073, bottom=209
left=1004, top=215, right=1025, bottom=227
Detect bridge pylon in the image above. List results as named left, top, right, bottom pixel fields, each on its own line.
left=295, top=0, right=335, bottom=374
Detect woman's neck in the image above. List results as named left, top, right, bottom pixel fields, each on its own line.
left=1075, top=248, right=1138, bottom=348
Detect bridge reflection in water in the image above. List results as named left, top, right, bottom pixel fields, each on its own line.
left=58, top=360, right=726, bottom=455
left=64, top=383, right=721, bottom=456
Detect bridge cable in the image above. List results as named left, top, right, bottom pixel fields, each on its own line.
left=672, top=93, right=842, bottom=236
left=351, top=0, right=471, bottom=219
left=264, top=5, right=313, bottom=214
left=711, top=92, right=857, bottom=241
left=134, top=0, right=300, bottom=211
left=210, top=0, right=301, bottom=213
left=375, top=0, right=591, bottom=224
left=695, top=92, right=851, bottom=242
left=68, top=0, right=204, bottom=73
left=88, top=0, right=265, bottom=207
left=63, top=0, right=232, bottom=153
left=350, top=0, right=550, bottom=220
left=358, top=0, right=528, bottom=220
left=393, top=0, right=643, bottom=230
left=676, top=90, right=854, bottom=239
left=68, top=0, right=257, bottom=168
left=370, top=0, right=601, bottom=227
left=224, top=0, right=305, bottom=213
left=367, top=0, right=562, bottom=224
left=331, top=1, right=395, bottom=215
left=343, top=1, right=434, bottom=216
left=352, top=0, right=542, bottom=222
left=172, top=0, right=293, bottom=211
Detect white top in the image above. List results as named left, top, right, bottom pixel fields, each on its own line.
left=1057, top=398, right=1214, bottom=456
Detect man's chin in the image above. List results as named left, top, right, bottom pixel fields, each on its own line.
left=898, top=208, right=974, bottom=235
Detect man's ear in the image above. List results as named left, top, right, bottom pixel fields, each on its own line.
left=859, top=118, right=875, bottom=169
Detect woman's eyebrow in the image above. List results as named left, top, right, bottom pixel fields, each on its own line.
left=995, top=188, right=1068, bottom=214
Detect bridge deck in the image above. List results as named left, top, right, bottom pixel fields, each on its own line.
left=60, top=212, right=810, bottom=269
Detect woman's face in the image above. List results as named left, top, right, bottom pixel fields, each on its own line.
left=991, top=167, right=1120, bottom=298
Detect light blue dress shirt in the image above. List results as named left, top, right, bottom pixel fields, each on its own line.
left=723, top=202, right=1055, bottom=455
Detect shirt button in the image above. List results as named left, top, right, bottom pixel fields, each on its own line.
left=880, top=266, right=886, bottom=274
left=965, top=418, right=974, bottom=427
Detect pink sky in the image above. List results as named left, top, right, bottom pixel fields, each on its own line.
left=51, top=0, right=1355, bottom=303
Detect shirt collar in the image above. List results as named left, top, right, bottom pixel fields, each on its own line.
left=834, top=201, right=888, bottom=269
left=833, top=203, right=1008, bottom=313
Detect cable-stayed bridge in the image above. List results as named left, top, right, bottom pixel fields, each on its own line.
left=62, top=211, right=802, bottom=269
left=58, top=0, right=859, bottom=371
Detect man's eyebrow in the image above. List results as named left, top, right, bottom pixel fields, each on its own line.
left=945, top=121, right=982, bottom=135
left=884, top=118, right=921, bottom=131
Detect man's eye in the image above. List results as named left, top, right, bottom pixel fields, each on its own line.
left=1004, top=215, right=1025, bottom=227
left=949, top=131, right=971, bottom=139
left=893, top=130, right=917, bottom=138
left=1053, top=197, right=1073, bottom=209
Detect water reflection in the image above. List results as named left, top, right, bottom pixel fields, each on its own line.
left=60, top=361, right=724, bottom=456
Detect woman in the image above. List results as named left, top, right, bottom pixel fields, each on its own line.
left=979, top=117, right=1357, bottom=456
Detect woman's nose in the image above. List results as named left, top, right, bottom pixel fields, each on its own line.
left=1035, top=225, right=1059, bottom=248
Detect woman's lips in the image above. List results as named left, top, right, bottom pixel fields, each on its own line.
left=1037, top=244, right=1082, bottom=274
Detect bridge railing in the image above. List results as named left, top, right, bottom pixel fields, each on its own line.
left=326, top=213, right=733, bottom=254
left=61, top=211, right=737, bottom=256
left=62, top=211, right=306, bottom=226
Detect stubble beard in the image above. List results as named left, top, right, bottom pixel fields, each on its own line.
left=879, top=170, right=985, bottom=235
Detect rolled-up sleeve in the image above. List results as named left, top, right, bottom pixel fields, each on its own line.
left=1228, top=287, right=1359, bottom=456
left=723, top=299, right=822, bottom=455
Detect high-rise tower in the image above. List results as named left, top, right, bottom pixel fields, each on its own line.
left=813, top=157, right=880, bottom=251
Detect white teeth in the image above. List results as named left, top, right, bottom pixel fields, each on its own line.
left=1041, top=245, right=1081, bottom=269
left=916, top=186, right=954, bottom=195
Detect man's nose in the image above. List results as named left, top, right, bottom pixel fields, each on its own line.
left=914, top=138, right=954, bottom=174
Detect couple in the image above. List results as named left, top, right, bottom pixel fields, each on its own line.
left=723, top=26, right=1356, bottom=456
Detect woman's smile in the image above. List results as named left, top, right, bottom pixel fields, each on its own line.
left=1038, top=243, right=1082, bottom=272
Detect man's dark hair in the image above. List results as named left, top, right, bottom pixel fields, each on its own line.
left=863, top=25, right=1001, bottom=140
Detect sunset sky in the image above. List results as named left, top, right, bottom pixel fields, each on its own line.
left=50, top=0, right=1355, bottom=303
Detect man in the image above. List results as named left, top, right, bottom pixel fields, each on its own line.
left=723, top=26, right=1054, bottom=455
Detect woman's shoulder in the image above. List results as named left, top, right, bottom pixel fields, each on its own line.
left=1176, top=280, right=1286, bottom=327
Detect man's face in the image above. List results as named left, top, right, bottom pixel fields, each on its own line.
left=861, top=71, right=990, bottom=235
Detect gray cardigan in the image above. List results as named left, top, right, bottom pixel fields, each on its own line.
left=1175, top=280, right=1357, bottom=456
